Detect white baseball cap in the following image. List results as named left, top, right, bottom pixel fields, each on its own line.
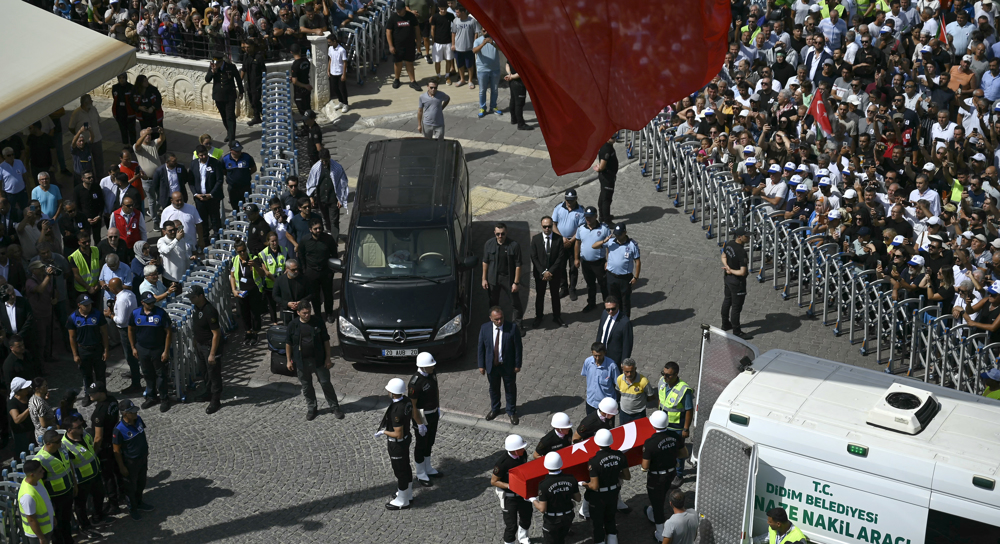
left=768, top=164, right=782, bottom=174
left=926, top=216, right=943, bottom=226
left=784, top=161, right=796, bottom=171
left=745, top=157, right=758, bottom=166
left=790, top=174, right=803, bottom=184
left=907, top=255, right=925, bottom=267
left=739, top=109, right=750, bottom=117
left=843, top=189, right=858, bottom=199
left=828, top=210, right=842, bottom=220
left=922, top=162, right=936, bottom=172
left=818, top=177, right=832, bottom=186
left=743, top=145, right=755, bottom=154
left=973, top=153, right=987, bottom=162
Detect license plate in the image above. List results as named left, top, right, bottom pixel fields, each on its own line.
left=382, top=349, right=418, bottom=357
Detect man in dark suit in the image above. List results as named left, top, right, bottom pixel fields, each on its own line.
left=596, top=295, right=632, bottom=367
left=0, top=285, right=36, bottom=372
left=271, top=258, right=313, bottom=325
left=189, top=144, right=225, bottom=237
left=108, top=172, right=142, bottom=220
left=150, top=153, right=191, bottom=212
left=804, top=35, right=832, bottom=83
left=477, top=306, right=523, bottom=425
left=529, top=215, right=566, bottom=328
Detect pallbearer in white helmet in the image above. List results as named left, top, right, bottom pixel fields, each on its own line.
left=492, top=434, right=532, bottom=544
left=584, top=429, right=630, bottom=544
left=378, top=378, right=413, bottom=510
left=573, top=397, right=619, bottom=520
left=530, top=412, right=573, bottom=460
left=410, top=352, right=444, bottom=486
left=642, top=410, right=689, bottom=542
left=529, top=451, right=580, bottom=544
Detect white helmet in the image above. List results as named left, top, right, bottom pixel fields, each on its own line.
left=543, top=452, right=563, bottom=471
left=416, top=352, right=437, bottom=368
left=385, top=378, right=406, bottom=395
left=594, top=428, right=613, bottom=447
left=550, top=412, right=572, bottom=429
left=505, top=434, right=527, bottom=452
left=649, top=410, right=669, bottom=429
left=598, top=397, right=619, bottom=416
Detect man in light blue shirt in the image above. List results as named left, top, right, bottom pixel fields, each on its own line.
left=576, top=207, right=610, bottom=311
left=552, top=189, right=585, bottom=300
left=818, top=10, right=848, bottom=50
left=946, top=10, right=976, bottom=59
left=982, top=58, right=1000, bottom=101
left=98, top=254, right=132, bottom=303
left=30, top=173, right=62, bottom=219
left=581, top=342, right=620, bottom=414
left=473, top=31, right=503, bottom=117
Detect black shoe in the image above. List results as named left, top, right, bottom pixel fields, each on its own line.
left=508, top=413, right=519, bottom=425
left=424, top=54, right=432, bottom=63
left=392, top=79, right=401, bottom=89
left=517, top=124, right=533, bottom=130
left=159, top=399, right=171, bottom=413
left=331, top=407, right=344, bottom=419
left=417, top=478, right=433, bottom=487
left=136, top=502, right=154, bottom=512
left=410, top=81, right=422, bottom=91
left=558, top=287, right=569, bottom=298
left=520, top=327, right=526, bottom=337
left=223, top=136, right=231, bottom=143
left=617, top=505, right=633, bottom=514
left=206, top=403, right=221, bottom=415
left=553, top=317, right=567, bottom=328
left=249, top=335, right=260, bottom=347
left=104, top=505, right=121, bottom=517
left=721, top=325, right=732, bottom=332
left=385, top=500, right=410, bottom=510
left=80, top=397, right=93, bottom=408
left=121, top=384, right=144, bottom=395
left=248, top=117, right=262, bottom=126
left=306, top=409, right=318, bottom=421
left=569, top=289, right=578, bottom=301
left=130, top=509, right=142, bottom=521
left=531, top=317, right=543, bottom=328
left=427, top=470, right=444, bottom=479
left=734, top=331, right=754, bottom=340
left=140, top=397, right=160, bottom=410
left=484, top=409, right=501, bottom=421
left=582, top=303, right=596, bottom=312
left=326, top=315, right=337, bottom=324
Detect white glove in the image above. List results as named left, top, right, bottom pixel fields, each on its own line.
left=373, top=430, right=385, bottom=439
left=528, top=497, right=538, bottom=503
left=418, top=424, right=427, bottom=436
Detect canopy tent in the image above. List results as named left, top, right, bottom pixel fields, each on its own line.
left=0, top=3, right=136, bottom=142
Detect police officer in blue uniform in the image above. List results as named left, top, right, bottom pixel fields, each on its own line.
left=67, top=293, right=110, bottom=405
left=594, top=223, right=641, bottom=318
left=111, top=399, right=153, bottom=520
left=128, top=292, right=172, bottom=413
left=221, top=141, right=258, bottom=214
left=551, top=189, right=585, bottom=301
left=575, top=207, right=610, bottom=312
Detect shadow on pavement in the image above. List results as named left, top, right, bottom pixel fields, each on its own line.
left=517, top=395, right=583, bottom=417
left=615, top=205, right=671, bottom=225
left=631, top=307, right=696, bottom=328
left=742, top=312, right=804, bottom=335
left=466, top=149, right=499, bottom=162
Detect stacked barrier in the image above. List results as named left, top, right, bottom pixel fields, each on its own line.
left=626, top=121, right=1000, bottom=397
left=336, top=0, right=394, bottom=86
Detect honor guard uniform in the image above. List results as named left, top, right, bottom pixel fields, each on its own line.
left=572, top=397, right=618, bottom=520
left=410, top=352, right=444, bottom=486
left=531, top=412, right=572, bottom=460
left=529, top=452, right=580, bottom=544
left=642, top=410, right=688, bottom=542
left=379, top=378, right=413, bottom=510
left=493, top=434, right=532, bottom=544
left=584, top=429, right=630, bottom=544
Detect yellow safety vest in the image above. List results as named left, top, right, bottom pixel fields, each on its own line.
left=17, top=480, right=53, bottom=537
left=258, top=246, right=289, bottom=288
left=62, top=434, right=100, bottom=483
left=34, top=448, right=73, bottom=497
left=69, top=247, right=101, bottom=293
left=984, top=387, right=1000, bottom=400
left=659, top=380, right=691, bottom=425
left=769, top=524, right=809, bottom=544
left=819, top=4, right=846, bottom=18
left=191, top=147, right=224, bottom=161
left=232, top=256, right=264, bottom=291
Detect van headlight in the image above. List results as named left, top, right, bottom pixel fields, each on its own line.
left=338, top=316, right=364, bottom=340
left=435, top=314, right=463, bottom=340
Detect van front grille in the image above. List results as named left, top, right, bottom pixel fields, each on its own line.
left=367, top=328, right=434, bottom=343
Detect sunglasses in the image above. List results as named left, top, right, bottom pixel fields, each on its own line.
left=495, top=232, right=506, bottom=237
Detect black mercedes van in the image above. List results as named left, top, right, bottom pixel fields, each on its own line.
left=331, top=139, right=477, bottom=363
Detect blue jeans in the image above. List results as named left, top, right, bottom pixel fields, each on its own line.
left=618, top=409, right=645, bottom=426
left=478, top=69, right=499, bottom=111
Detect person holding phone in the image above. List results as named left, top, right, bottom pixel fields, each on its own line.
left=229, top=240, right=264, bottom=346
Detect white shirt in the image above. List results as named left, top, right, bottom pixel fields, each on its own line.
left=4, top=301, right=16, bottom=334
left=264, top=211, right=295, bottom=253
left=18, top=482, right=54, bottom=537
left=600, top=311, right=618, bottom=345
left=0, top=161, right=27, bottom=194
left=69, top=105, right=102, bottom=142
left=113, top=289, right=138, bottom=328
left=909, top=187, right=942, bottom=217
left=328, top=45, right=347, bottom=76
left=493, top=325, right=503, bottom=363
left=166, top=166, right=180, bottom=193
left=844, top=41, right=860, bottom=63
left=198, top=160, right=209, bottom=194
left=159, top=203, right=202, bottom=247
left=100, top=176, right=120, bottom=213
left=157, top=235, right=192, bottom=282
left=930, top=121, right=957, bottom=144
left=754, top=78, right=783, bottom=93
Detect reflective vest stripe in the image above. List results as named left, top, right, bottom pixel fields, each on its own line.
left=18, top=481, right=53, bottom=536
left=62, top=435, right=99, bottom=482
left=232, top=256, right=264, bottom=291
left=35, top=450, right=73, bottom=496
left=769, top=524, right=808, bottom=544
left=258, top=247, right=289, bottom=288
left=69, top=247, right=101, bottom=292
left=659, top=381, right=690, bottom=425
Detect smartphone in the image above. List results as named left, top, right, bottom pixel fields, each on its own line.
left=83, top=122, right=89, bottom=129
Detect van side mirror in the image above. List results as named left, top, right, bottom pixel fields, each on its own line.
left=328, top=258, right=343, bottom=271
left=460, top=255, right=479, bottom=269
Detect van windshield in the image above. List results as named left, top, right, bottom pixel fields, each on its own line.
left=349, top=227, right=454, bottom=281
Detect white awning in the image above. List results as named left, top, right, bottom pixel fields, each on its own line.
left=0, top=3, right=136, bottom=141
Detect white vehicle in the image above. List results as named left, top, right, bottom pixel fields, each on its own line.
left=692, top=327, right=1000, bottom=544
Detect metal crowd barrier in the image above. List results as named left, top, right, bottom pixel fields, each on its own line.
left=336, top=0, right=392, bottom=85
left=630, top=120, right=999, bottom=397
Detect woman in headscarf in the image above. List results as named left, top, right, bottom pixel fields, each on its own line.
left=8, top=378, right=36, bottom=455
left=131, top=239, right=151, bottom=297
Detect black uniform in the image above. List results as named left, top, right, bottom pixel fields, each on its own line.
left=408, top=370, right=440, bottom=471
left=205, top=60, right=244, bottom=143
left=306, top=122, right=324, bottom=165
left=246, top=216, right=271, bottom=255
left=537, top=471, right=578, bottom=544
left=586, top=447, right=628, bottom=544
left=91, top=395, right=121, bottom=512
left=297, top=232, right=337, bottom=320
left=241, top=51, right=266, bottom=122
left=291, top=56, right=312, bottom=115
left=111, top=81, right=136, bottom=144
left=191, top=301, right=223, bottom=404
left=494, top=451, right=531, bottom=543
left=574, top=410, right=613, bottom=442
left=381, top=398, right=413, bottom=493
left=722, top=239, right=748, bottom=335
left=642, top=429, right=681, bottom=525
left=597, top=142, right=619, bottom=224
left=534, top=429, right=571, bottom=458
left=508, top=66, right=528, bottom=128
left=67, top=308, right=107, bottom=397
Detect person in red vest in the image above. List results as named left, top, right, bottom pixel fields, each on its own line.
left=110, top=196, right=146, bottom=250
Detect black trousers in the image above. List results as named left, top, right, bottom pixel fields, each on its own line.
left=238, top=288, right=263, bottom=333
left=387, top=437, right=413, bottom=490
left=581, top=258, right=608, bottom=305
left=501, top=494, right=532, bottom=542
left=122, top=455, right=148, bottom=510
left=115, top=115, right=136, bottom=145
left=488, top=274, right=524, bottom=325
left=195, top=197, right=222, bottom=238
left=305, top=269, right=335, bottom=319
left=228, top=182, right=251, bottom=212
left=413, top=409, right=439, bottom=463
left=329, top=75, right=349, bottom=106
left=508, top=79, right=527, bottom=125
left=197, top=344, right=223, bottom=402
left=533, top=271, right=562, bottom=319
left=263, top=287, right=278, bottom=322
left=98, top=451, right=121, bottom=510
left=73, top=476, right=105, bottom=528
left=542, top=514, right=573, bottom=544
left=248, top=87, right=263, bottom=120
left=647, top=471, right=674, bottom=524
left=294, top=88, right=311, bottom=116
left=78, top=346, right=106, bottom=397
left=560, top=254, right=579, bottom=294
left=215, top=99, right=237, bottom=142
left=487, top=363, right=517, bottom=415
left=138, top=345, right=168, bottom=399
left=317, top=202, right=341, bottom=235
left=607, top=272, right=634, bottom=317
left=51, top=492, right=73, bottom=544
left=294, top=360, right=338, bottom=411
left=598, top=184, right=615, bottom=224
left=586, top=489, right=619, bottom=543
left=721, top=280, right=747, bottom=334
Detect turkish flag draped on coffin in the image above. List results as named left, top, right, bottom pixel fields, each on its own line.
left=509, top=418, right=656, bottom=499
left=462, top=0, right=731, bottom=175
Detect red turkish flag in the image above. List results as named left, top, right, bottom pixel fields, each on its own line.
left=808, top=90, right=833, bottom=137
left=463, top=0, right=731, bottom=175
left=508, top=418, right=656, bottom=499
left=939, top=14, right=948, bottom=44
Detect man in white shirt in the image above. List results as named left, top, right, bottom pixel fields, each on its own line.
left=909, top=174, right=942, bottom=216
left=0, top=148, right=28, bottom=212
left=159, top=191, right=203, bottom=249
left=930, top=110, right=958, bottom=144
left=106, top=277, right=144, bottom=393
left=69, top=94, right=105, bottom=182
left=264, top=198, right=295, bottom=254
left=156, top=221, right=192, bottom=283
left=327, top=33, right=349, bottom=113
